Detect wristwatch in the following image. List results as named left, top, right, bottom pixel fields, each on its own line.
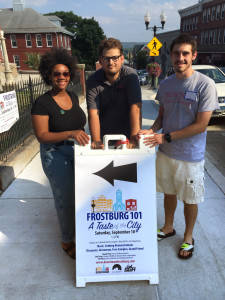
left=165, top=133, right=172, bottom=143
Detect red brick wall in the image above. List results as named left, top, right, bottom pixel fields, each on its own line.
left=95, top=61, right=102, bottom=70
left=5, top=32, right=72, bottom=70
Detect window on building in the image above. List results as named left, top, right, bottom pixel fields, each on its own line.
left=189, top=18, right=192, bottom=30
left=13, top=55, right=20, bottom=67
left=186, top=19, right=189, bottom=31
left=201, top=32, right=204, bottom=45
left=203, top=9, right=206, bottom=22
left=64, top=35, right=67, bottom=48
left=216, top=5, right=220, bottom=20
left=46, top=34, right=53, bottom=47
left=218, top=29, right=222, bottom=44
left=204, top=31, right=208, bottom=44
left=207, top=8, right=211, bottom=22
left=223, top=29, right=225, bottom=43
left=36, top=34, right=42, bottom=47
left=192, top=17, right=195, bottom=30
left=25, top=34, right=32, bottom=47
left=60, top=34, right=63, bottom=46
left=183, top=20, right=186, bottom=32
left=213, top=29, right=218, bottom=44
left=68, top=37, right=70, bottom=48
left=195, top=16, right=198, bottom=29
left=10, top=35, right=17, bottom=48
left=211, top=6, right=216, bottom=21
left=221, top=4, right=225, bottom=19
left=209, top=30, right=213, bottom=44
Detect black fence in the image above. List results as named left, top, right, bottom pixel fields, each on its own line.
left=0, top=74, right=81, bottom=161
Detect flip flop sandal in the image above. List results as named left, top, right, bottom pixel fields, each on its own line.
left=178, top=238, right=194, bottom=260
left=157, top=229, right=176, bottom=241
left=62, top=242, right=75, bottom=259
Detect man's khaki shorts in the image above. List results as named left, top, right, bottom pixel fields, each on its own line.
left=156, top=150, right=205, bottom=204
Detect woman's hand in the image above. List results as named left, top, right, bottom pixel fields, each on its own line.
left=69, top=130, right=90, bottom=146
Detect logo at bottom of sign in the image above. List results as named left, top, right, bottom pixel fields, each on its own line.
left=112, top=264, right=122, bottom=273
left=124, top=264, right=136, bottom=272
left=96, top=264, right=136, bottom=274
left=96, top=265, right=109, bottom=273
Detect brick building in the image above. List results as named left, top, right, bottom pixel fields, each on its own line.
left=179, top=0, right=225, bottom=66
left=0, top=0, right=73, bottom=70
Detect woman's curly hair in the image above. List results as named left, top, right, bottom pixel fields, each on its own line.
left=38, top=47, right=77, bottom=85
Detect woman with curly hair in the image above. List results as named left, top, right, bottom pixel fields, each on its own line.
left=31, top=47, right=89, bottom=259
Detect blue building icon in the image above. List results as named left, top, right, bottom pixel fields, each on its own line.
left=113, top=189, right=126, bottom=211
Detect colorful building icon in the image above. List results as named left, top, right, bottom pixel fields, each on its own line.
left=92, top=195, right=113, bottom=212
left=113, top=189, right=126, bottom=211
left=126, top=199, right=137, bottom=211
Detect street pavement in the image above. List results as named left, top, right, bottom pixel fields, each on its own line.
left=0, top=87, right=225, bottom=300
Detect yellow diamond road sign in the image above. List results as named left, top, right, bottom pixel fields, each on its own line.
left=147, top=37, right=162, bottom=53
left=150, top=50, right=159, bottom=56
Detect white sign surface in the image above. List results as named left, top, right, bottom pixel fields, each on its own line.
left=0, top=90, right=19, bottom=133
left=75, top=137, right=158, bottom=287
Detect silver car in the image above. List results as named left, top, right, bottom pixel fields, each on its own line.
left=136, top=70, right=147, bottom=86
left=192, top=65, right=225, bottom=117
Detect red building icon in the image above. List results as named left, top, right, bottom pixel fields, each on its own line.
left=126, top=199, right=137, bottom=211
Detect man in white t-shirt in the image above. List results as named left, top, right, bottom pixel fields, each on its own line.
left=137, top=33, right=219, bottom=259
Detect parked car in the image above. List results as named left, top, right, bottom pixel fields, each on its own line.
left=136, top=70, right=147, bottom=85
left=140, top=69, right=149, bottom=79
left=192, top=65, right=225, bottom=117
left=166, top=65, right=225, bottom=117
left=218, top=66, right=225, bottom=74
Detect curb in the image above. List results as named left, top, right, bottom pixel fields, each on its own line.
left=204, top=150, right=225, bottom=194
left=0, top=134, right=39, bottom=194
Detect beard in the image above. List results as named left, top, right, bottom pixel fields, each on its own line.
left=174, top=61, right=192, bottom=73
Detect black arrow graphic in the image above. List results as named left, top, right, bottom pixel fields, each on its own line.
left=93, top=161, right=137, bottom=186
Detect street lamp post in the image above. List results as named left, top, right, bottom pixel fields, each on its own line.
left=144, top=11, right=166, bottom=88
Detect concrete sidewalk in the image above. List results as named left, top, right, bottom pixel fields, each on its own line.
left=0, top=89, right=225, bottom=300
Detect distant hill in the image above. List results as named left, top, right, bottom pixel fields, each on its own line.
left=122, top=42, right=147, bottom=50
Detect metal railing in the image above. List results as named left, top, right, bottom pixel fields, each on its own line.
left=0, top=74, right=82, bottom=161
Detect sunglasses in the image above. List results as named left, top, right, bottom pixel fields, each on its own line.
left=101, top=55, right=121, bottom=62
left=53, top=71, right=70, bottom=78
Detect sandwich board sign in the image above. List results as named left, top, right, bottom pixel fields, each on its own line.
left=0, top=90, right=19, bottom=133
left=74, top=135, right=158, bottom=287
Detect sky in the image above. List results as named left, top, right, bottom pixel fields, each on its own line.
left=0, top=0, right=198, bottom=42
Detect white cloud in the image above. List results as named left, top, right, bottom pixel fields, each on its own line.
left=96, top=16, right=117, bottom=26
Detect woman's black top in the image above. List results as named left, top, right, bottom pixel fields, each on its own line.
left=31, top=91, right=86, bottom=132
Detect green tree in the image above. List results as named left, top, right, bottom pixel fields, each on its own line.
left=72, top=17, right=105, bottom=69
left=136, top=51, right=148, bottom=70
left=45, top=11, right=105, bottom=69
left=24, top=52, right=41, bottom=70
